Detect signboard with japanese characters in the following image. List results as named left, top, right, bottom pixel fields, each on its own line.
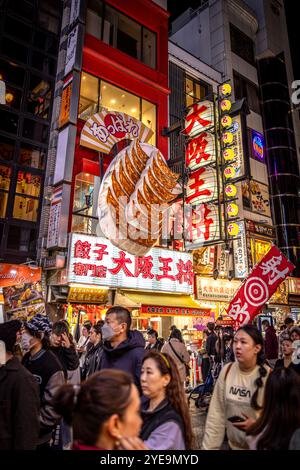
left=186, top=167, right=218, bottom=205
left=233, top=221, right=249, bottom=279
left=184, top=96, right=221, bottom=248
left=249, top=180, right=271, bottom=217
left=141, top=305, right=210, bottom=316
left=185, top=203, right=220, bottom=250
left=186, top=132, right=216, bottom=171
left=80, top=110, right=153, bottom=153
left=227, top=246, right=295, bottom=327
left=68, top=234, right=194, bottom=294
left=229, top=115, right=245, bottom=179
left=196, top=277, right=241, bottom=302
left=47, top=186, right=63, bottom=249
left=59, top=75, right=73, bottom=129
left=182, top=101, right=214, bottom=138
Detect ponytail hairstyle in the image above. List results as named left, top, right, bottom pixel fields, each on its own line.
left=236, top=324, right=268, bottom=410
left=53, top=370, right=133, bottom=446
left=142, top=350, right=193, bottom=449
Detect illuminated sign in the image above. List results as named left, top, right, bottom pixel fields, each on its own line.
left=251, top=130, right=265, bottom=162
left=186, top=167, right=217, bottom=205
left=185, top=203, right=220, bottom=249
left=228, top=222, right=240, bottom=237
left=233, top=221, right=249, bottom=279
left=68, top=234, right=194, bottom=294
left=183, top=101, right=214, bottom=138
left=186, top=132, right=216, bottom=171
left=80, top=109, right=153, bottom=153
left=196, top=277, right=241, bottom=302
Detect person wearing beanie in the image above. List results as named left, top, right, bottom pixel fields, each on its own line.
left=21, top=314, right=65, bottom=448
left=0, top=320, right=40, bottom=449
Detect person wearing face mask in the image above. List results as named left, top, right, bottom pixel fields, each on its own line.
left=99, top=306, right=145, bottom=390
left=21, top=314, right=65, bottom=448
left=0, top=320, right=40, bottom=450
left=81, top=324, right=103, bottom=380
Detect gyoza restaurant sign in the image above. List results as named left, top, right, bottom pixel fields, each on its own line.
left=68, top=234, right=194, bottom=294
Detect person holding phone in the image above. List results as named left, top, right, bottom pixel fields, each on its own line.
left=202, top=325, right=271, bottom=450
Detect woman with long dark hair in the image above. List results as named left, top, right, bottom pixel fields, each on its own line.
left=138, top=350, right=193, bottom=450
left=202, top=325, right=270, bottom=450
left=247, top=367, right=300, bottom=449
left=54, top=370, right=143, bottom=450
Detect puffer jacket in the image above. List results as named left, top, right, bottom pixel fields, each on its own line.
left=100, top=330, right=145, bottom=388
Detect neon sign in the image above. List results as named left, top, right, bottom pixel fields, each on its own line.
left=251, top=130, right=265, bottom=162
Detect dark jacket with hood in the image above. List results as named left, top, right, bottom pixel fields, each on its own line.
left=50, top=344, right=80, bottom=378
left=0, top=356, right=40, bottom=450
left=100, top=330, right=145, bottom=388
left=264, top=326, right=279, bottom=360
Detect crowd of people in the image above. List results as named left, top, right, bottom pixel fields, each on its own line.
left=0, top=307, right=300, bottom=451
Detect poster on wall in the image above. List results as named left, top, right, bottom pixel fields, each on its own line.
left=3, top=282, right=45, bottom=320
left=249, top=181, right=271, bottom=217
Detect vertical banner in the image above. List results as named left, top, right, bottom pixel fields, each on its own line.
left=227, top=246, right=295, bottom=327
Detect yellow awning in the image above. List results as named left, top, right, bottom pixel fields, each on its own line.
left=116, top=290, right=204, bottom=309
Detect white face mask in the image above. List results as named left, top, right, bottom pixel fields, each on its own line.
left=21, top=332, right=34, bottom=351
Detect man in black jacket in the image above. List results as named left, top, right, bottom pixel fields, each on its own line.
left=0, top=320, right=40, bottom=450
left=100, top=306, right=145, bottom=389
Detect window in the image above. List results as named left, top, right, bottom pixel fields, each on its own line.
left=78, top=73, right=157, bottom=145
left=72, top=172, right=100, bottom=235
left=0, top=164, right=12, bottom=218
left=16, top=171, right=41, bottom=198
left=0, top=59, right=25, bottom=88
left=33, top=30, right=59, bottom=55
left=78, top=73, right=99, bottom=121
left=31, top=51, right=57, bottom=76
left=22, top=118, right=48, bottom=143
left=26, top=75, right=52, bottom=119
left=4, top=16, right=32, bottom=43
left=2, top=84, right=22, bottom=110
left=230, top=24, right=255, bottom=65
left=1, top=38, right=28, bottom=65
left=8, top=0, right=35, bottom=21
left=233, top=71, right=260, bottom=114
left=0, top=109, right=19, bottom=135
left=7, top=225, right=37, bottom=251
left=86, top=0, right=156, bottom=69
left=19, top=144, right=45, bottom=169
left=0, top=136, right=15, bottom=162
left=13, top=196, right=39, bottom=222
left=185, top=75, right=211, bottom=107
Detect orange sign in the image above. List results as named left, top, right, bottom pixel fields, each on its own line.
left=0, top=264, right=41, bottom=287
left=59, top=75, right=73, bottom=128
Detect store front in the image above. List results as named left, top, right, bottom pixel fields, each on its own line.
left=55, top=233, right=211, bottom=342
left=195, top=276, right=241, bottom=332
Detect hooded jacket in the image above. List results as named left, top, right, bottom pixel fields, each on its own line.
left=100, top=330, right=145, bottom=388
left=0, top=356, right=40, bottom=450
left=264, top=326, right=279, bottom=360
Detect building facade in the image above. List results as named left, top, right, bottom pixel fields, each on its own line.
left=0, top=0, right=62, bottom=263
left=170, top=0, right=300, bottom=276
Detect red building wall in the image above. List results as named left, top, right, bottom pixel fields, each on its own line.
left=70, top=0, right=170, bottom=230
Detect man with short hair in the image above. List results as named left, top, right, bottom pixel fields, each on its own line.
left=279, top=317, right=295, bottom=357
left=100, top=306, right=145, bottom=388
left=262, top=319, right=278, bottom=368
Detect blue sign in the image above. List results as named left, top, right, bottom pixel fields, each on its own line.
left=251, top=130, right=265, bottom=162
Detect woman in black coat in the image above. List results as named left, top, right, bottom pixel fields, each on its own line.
left=0, top=320, right=40, bottom=450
